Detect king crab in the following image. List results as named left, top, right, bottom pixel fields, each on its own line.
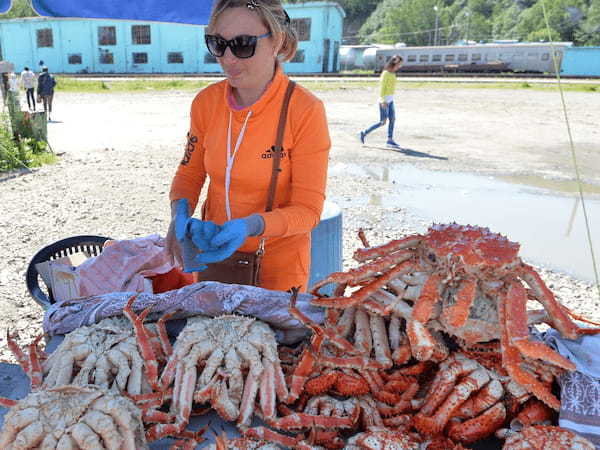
left=143, top=314, right=288, bottom=441
left=310, top=224, right=600, bottom=411
left=0, top=384, right=148, bottom=449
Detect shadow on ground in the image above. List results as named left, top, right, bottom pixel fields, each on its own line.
left=368, top=145, right=448, bottom=161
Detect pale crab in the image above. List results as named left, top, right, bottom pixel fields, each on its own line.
left=498, top=425, right=595, bottom=449
left=42, top=314, right=171, bottom=395
left=143, top=314, right=288, bottom=441
left=310, top=223, right=600, bottom=410
left=0, top=384, right=147, bottom=449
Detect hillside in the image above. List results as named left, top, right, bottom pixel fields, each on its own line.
left=285, top=0, right=600, bottom=46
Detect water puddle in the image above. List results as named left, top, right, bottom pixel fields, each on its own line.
left=331, top=163, right=600, bottom=283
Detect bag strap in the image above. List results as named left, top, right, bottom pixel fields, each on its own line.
left=266, top=80, right=296, bottom=212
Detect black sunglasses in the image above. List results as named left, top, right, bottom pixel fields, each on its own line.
left=205, top=32, right=271, bottom=59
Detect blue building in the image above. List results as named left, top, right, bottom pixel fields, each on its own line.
left=561, top=46, right=600, bottom=77
left=0, top=2, right=344, bottom=74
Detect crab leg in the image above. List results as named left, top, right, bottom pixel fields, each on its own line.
left=498, top=293, right=561, bottom=411
left=505, top=281, right=575, bottom=371
left=311, top=261, right=413, bottom=309
left=353, top=235, right=422, bottom=262
left=290, top=289, right=361, bottom=354
left=447, top=402, right=506, bottom=444
left=156, top=309, right=179, bottom=357
left=123, top=295, right=161, bottom=391
left=443, top=278, right=478, bottom=328
left=520, top=265, right=600, bottom=339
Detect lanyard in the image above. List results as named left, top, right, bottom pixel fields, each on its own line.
left=225, top=110, right=252, bottom=220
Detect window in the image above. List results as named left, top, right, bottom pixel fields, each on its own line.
left=36, top=28, right=53, bottom=48
left=290, top=49, right=305, bottom=63
left=168, top=52, right=184, bottom=64
left=99, top=51, right=114, bottom=64
left=407, top=55, right=417, bottom=62
left=204, top=53, right=217, bottom=64
left=98, top=26, right=116, bottom=45
left=419, top=55, right=429, bottom=63
left=432, top=54, right=442, bottom=62
left=132, top=52, right=148, bottom=64
left=541, top=53, right=550, bottom=61
left=471, top=53, right=481, bottom=61
left=291, top=18, right=311, bottom=41
left=68, top=54, right=82, bottom=64
left=444, top=54, right=455, bottom=62
left=527, top=52, right=538, bottom=58
left=132, top=25, right=151, bottom=45
left=458, top=54, right=468, bottom=62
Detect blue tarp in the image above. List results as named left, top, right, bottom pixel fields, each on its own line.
left=0, top=0, right=11, bottom=14
left=2, top=1, right=215, bottom=25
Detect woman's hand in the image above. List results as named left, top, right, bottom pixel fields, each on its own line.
left=165, top=219, right=183, bottom=268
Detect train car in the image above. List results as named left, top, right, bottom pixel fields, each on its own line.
left=373, top=42, right=573, bottom=74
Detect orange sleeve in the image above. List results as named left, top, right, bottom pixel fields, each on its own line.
left=260, top=96, right=331, bottom=237
left=169, top=95, right=207, bottom=213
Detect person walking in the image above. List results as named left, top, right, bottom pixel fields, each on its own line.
left=166, top=0, right=331, bottom=293
left=37, top=66, right=56, bottom=120
left=20, top=67, right=36, bottom=111
left=359, top=55, right=403, bottom=149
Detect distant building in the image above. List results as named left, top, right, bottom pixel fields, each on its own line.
left=0, top=1, right=344, bottom=74
left=561, top=46, right=600, bottom=77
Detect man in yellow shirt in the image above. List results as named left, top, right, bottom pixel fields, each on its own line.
left=359, top=55, right=403, bottom=149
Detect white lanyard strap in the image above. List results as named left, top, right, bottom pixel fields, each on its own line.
left=225, top=110, right=252, bottom=220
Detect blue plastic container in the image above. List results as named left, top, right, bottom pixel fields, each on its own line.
left=309, top=201, right=343, bottom=295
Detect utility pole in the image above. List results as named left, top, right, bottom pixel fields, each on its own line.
left=465, top=11, right=471, bottom=44
left=433, top=5, right=439, bottom=46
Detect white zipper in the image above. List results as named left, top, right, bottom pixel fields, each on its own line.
left=225, top=110, right=253, bottom=220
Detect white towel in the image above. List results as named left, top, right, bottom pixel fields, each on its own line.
left=545, top=330, right=600, bottom=449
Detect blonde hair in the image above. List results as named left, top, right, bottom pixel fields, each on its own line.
left=207, top=0, right=298, bottom=62
left=385, top=54, right=403, bottom=71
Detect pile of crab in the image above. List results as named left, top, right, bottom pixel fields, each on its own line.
left=1, top=223, right=599, bottom=449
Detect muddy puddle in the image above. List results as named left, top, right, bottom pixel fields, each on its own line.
left=331, top=163, right=600, bottom=283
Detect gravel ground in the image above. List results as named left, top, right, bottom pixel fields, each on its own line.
left=1, top=82, right=599, bottom=362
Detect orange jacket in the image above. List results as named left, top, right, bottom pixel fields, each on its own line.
left=170, top=68, right=331, bottom=291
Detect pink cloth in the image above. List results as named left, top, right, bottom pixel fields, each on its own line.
left=76, top=234, right=173, bottom=297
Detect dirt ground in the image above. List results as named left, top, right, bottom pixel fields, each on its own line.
left=1, top=80, right=599, bottom=359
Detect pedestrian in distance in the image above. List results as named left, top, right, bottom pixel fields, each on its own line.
left=37, top=66, right=56, bottom=121
left=165, top=0, right=331, bottom=292
left=359, top=54, right=404, bottom=149
left=20, top=66, right=36, bottom=111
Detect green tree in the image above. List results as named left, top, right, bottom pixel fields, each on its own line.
left=576, top=0, right=600, bottom=44
left=2, top=0, right=36, bottom=18
left=515, top=0, right=587, bottom=43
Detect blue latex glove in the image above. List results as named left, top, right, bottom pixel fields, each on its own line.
left=187, top=218, right=220, bottom=252
left=174, top=198, right=190, bottom=242
left=195, top=218, right=249, bottom=264
left=173, top=199, right=221, bottom=273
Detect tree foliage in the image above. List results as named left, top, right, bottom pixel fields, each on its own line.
left=353, top=0, right=600, bottom=45
left=2, top=0, right=36, bottom=18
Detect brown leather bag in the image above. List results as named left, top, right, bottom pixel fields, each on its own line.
left=195, top=81, right=296, bottom=286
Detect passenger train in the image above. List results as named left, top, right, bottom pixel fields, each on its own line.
left=352, top=42, right=573, bottom=74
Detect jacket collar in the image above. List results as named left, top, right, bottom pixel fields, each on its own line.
left=224, top=65, right=288, bottom=120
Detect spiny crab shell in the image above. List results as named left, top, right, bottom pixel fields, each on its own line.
left=421, top=223, right=521, bottom=279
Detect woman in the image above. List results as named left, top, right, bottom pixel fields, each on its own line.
left=359, top=55, right=403, bottom=149
left=166, top=0, right=331, bottom=292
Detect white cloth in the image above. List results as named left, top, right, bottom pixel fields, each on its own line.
left=20, top=70, right=35, bottom=89
left=545, top=330, right=600, bottom=448
left=8, top=74, right=18, bottom=92
left=43, top=281, right=324, bottom=345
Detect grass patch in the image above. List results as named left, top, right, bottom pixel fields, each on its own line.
left=56, top=77, right=211, bottom=93
left=301, top=79, right=600, bottom=93
left=53, top=76, right=600, bottom=94
left=1, top=113, right=56, bottom=172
